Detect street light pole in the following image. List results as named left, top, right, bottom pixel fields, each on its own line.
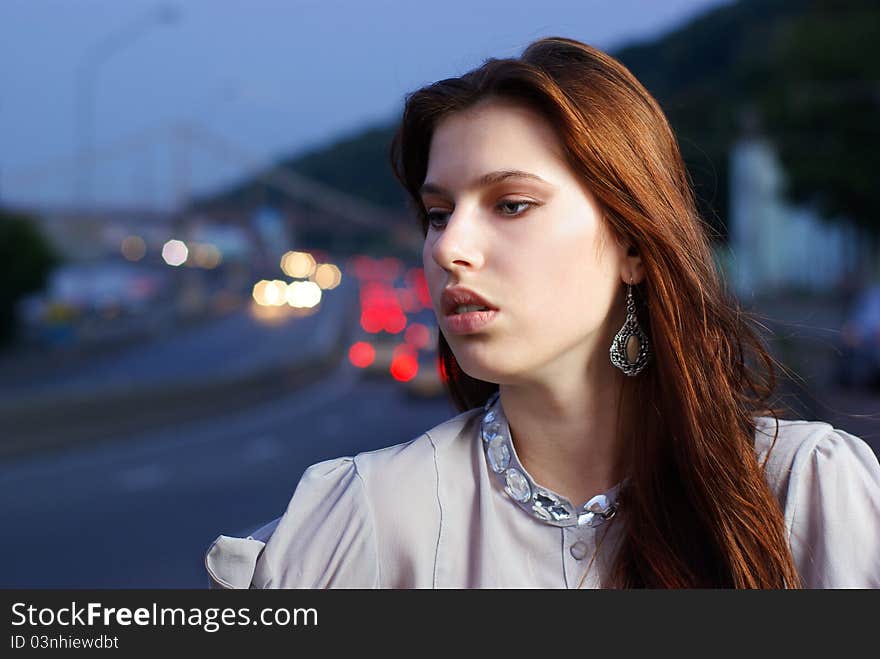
left=74, top=5, right=178, bottom=209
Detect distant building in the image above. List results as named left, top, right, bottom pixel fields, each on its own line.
left=726, top=135, right=876, bottom=301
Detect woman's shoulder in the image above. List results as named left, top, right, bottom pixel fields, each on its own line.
left=753, top=415, right=878, bottom=493
left=205, top=406, right=484, bottom=589
left=753, top=415, right=880, bottom=587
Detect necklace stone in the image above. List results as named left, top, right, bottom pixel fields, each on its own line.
left=480, top=391, right=621, bottom=528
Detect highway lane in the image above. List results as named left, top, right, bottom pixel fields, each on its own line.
left=0, top=360, right=457, bottom=587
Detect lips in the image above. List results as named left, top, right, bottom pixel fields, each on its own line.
left=443, top=308, right=498, bottom=335
left=441, top=286, right=498, bottom=316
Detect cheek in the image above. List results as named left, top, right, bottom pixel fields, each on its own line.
left=512, top=229, right=616, bottom=335
left=422, top=241, right=442, bottom=305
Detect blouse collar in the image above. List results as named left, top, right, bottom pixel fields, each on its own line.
left=480, top=391, right=622, bottom=529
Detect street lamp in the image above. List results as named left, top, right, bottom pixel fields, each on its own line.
left=74, top=5, right=178, bottom=208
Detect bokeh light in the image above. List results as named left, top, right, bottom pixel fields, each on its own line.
left=252, top=279, right=289, bottom=306
left=405, top=267, right=432, bottom=309
left=193, top=243, right=222, bottom=269
left=161, top=239, right=188, bottom=266
left=348, top=341, right=376, bottom=368
left=383, top=310, right=407, bottom=334
left=313, top=263, right=342, bottom=290
left=281, top=251, right=316, bottom=278
left=285, top=280, right=322, bottom=308
left=390, top=344, right=418, bottom=382
left=404, top=323, right=432, bottom=349
left=252, top=280, right=269, bottom=304
left=266, top=280, right=288, bottom=306
left=121, top=235, right=146, bottom=262
left=360, top=308, right=384, bottom=334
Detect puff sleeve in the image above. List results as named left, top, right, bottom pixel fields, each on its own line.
left=785, top=426, right=880, bottom=588
left=206, top=456, right=379, bottom=589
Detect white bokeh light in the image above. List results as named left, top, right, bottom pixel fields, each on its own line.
left=162, top=239, right=188, bottom=267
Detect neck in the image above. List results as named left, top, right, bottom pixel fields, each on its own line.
left=499, top=351, right=626, bottom=507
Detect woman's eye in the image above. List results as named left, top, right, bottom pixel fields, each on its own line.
left=425, top=200, right=536, bottom=230
left=497, top=200, right=535, bottom=216
left=426, top=211, right=450, bottom=229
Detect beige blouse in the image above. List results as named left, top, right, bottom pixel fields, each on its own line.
left=205, top=398, right=880, bottom=588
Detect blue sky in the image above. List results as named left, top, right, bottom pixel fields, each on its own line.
left=0, top=0, right=732, bottom=209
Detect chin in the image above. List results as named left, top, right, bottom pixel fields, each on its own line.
left=448, top=347, right=509, bottom=384
left=448, top=331, right=536, bottom=381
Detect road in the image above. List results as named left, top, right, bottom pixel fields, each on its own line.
left=0, top=360, right=457, bottom=588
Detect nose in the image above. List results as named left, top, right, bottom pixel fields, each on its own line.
left=428, top=206, right=486, bottom=273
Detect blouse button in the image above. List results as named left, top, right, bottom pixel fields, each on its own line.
left=569, top=541, right=589, bottom=560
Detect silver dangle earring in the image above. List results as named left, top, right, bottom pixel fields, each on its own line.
left=609, top=276, right=651, bottom=376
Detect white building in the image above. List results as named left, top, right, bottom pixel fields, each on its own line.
left=726, top=134, right=876, bottom=302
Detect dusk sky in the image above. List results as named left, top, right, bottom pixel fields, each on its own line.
left=0, top=0, right=732, bottom=209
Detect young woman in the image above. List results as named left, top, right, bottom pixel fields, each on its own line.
left=206, top=37, right=880, bottom=588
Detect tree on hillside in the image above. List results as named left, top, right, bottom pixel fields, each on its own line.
left=618, top=0, right=879, bottom=244
left=753, top=0, right=880, bottom=242
left=0, top=209, right=60, bottom=346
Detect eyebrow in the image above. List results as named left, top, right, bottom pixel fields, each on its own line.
left=419, top=169, right=551, bottom=197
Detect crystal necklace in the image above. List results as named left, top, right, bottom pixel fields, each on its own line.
left=480, top=391, right=621, bottom=528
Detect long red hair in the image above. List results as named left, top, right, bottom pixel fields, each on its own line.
left=389, top=37, right=800, bottom=588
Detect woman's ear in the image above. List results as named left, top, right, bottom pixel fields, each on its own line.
left=622, top=245, right=645, bottom=285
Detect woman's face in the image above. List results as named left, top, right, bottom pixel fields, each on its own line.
left=421, top=98, right=629, bottom=386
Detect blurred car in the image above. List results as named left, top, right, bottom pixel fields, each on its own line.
left=355, top=333, right=399, bottom=378
left=348, top=261, right=444, bottom=394
left=400, top=308, right=445, bottom=398
left=835, top=284, right=880, bottom=389
left=15, top=260, right=172, bottom=347
left=349, top=328, right=444, bottom=396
